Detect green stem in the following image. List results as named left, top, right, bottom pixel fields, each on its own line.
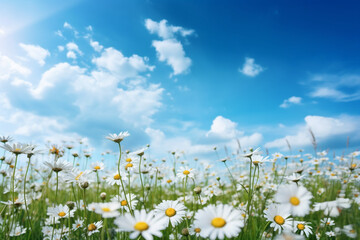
left=24, top=156, right=33, bottom=237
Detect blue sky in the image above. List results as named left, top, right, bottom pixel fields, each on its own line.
left=1, top=0, right=360, bottom=160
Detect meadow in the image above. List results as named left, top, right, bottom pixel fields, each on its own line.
left=0, top=132, right=359, bottom=240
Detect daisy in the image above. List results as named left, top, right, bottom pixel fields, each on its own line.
left=94, top=202, right=121, bottom=218
left=106, top=132, right=130, bottom=143
left=154, top=200, right=186, bottom=227
left=1, top=142, right=32, bottom=155
left=320, top=218, right=335, bottom=227
left=0, top=135, right=13, bottom=143
left=115, top=209, right=168, bottom=240
left=274, top=183, right=313, bottom=217
left=106, top=171, right=127, bottom=186
left=91, top=161, right=105, bottom=172
left=293, top=221, right=313, bottom=237
left=193, top=204, right=244, bottom=240
left=9, top=224, right=27, bottom=237
left=111, top=193, right=138, bottom=211
left=343, top=225, right=357, bottom=238
left=176, top=166, right=196, bottom=180
left=264, top=204, right=293, bottom=233
left=285, top=173, right=305, bottom=183
left=314, top=198, right=351, bottom=217
left=251, top=155, right=269, bottom=166
left=87, top=221, right=103, bottom=236
left=44, top=159, right=73, bottom=173
left=47, top=204, right=75, bottom=220
left=72, top=219, right=84, bottom=231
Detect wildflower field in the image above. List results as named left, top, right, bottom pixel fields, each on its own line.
left=0, top=133, right=359, bottom=240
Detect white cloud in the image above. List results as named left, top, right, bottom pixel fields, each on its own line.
left=309, top=74, right=360, bottom=102
left=239, top=57, right=264, bottom=77
left=65, top=42, right=82, bottom=59
left=58, top=46, right=65, bottom=52
left=112, top=84, right=164, bottom=125
left=152, top=39, right=191, bottom=76
left=0, top=28, right=5, bottom=35
left=90, top=39, right=103, bottom=52
left=66, top=51, right=76, bottom=59
left=207, top=116, right=242, bottom=139
left=145, top=19, right=193, bottom=76
left=280, top=96, right=302, bottom=108
left=92, top=47, right=154, bottom=81
left=19, top=43, right=50, bottom=66
left=145, top=19, right=194, bottom=39
left=63, top=22, right=73, bottom=29
left=265, top=115, right=360, bottom=150
left=31, top=62, right=85, bottom=99
left=0, top=54, right=31, bottom=80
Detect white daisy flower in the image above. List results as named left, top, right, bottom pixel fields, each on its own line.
left=47, top=204, right=75, bottom=220
left=176, top=166, right=196, bottom=180
left=274, top=183, right=312, bottom=217
left=9, top=224, right=26, bottom=237
left=44, top=159, right=72, bottom=173
left=320, top=218, right=335, bottom=227
left=106, top=132, right=130, bottom=143
left=1, top=142, right=32, bottom=155
left=87, top=221, right=103, bottom=236
left=343, top=224, right=357, bottom=238
left=193, top=204, right=244, bottom=240
left=264, top=204, right=293, bottom=233
left=115, top=209, right=168, bottom=240
left=154, top=200, right=186, bottom=227
left=94, top=202, right=121, bottom=218
left=91, top=161, right=105, bottom=172
left=105, top=171, right=127, bottom=186
left=110, top=193, right=138, bottom=211
left=293, top=221, right=313, bottom=237
left=72, top=219, right=84, bottom=231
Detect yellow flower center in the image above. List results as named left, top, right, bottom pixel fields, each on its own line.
left=274, top=215, right=285, bottom=225
left=211, top=217, right=226, bottom=228
left=102, top=207, right=111, bottom=212
left=134, top=221, right=149, bottom=231
left=125, top=163, right=133, bottom=170
left=290, top=196, right=300, bottom=206
left=297, top=224, right=305, bottom=230
left=167, top=179, right=172, bottom=183
left=331, top=173, right=336, bottom=176
left=165, top=208, right=176, bottom=217
left=58, top=211, right=66, bottom=217
left=76, top=224, right=81, bottom=228
left=126, top=158, right=132, bottom=162
left=14, top=148, right=21, bottom=153
left=94, top=166, right=101, bottom=170
left=75, top=172, right=83, bottom=181
left=114, top=174, right=121, bottom=180
left=350, top=229, right=355, bottom=233
left=121, top=200, right=127, bottom=206
left=351, top=163, right=356, bottom=169
left=183, top=170, right=190, bottom=175
left=10, top=165, right=14, bottom=168
left=88, top=223, right=97, bottom=231
left=194, top=228, right=201, bottom=233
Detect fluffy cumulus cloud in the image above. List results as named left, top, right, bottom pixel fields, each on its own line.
left=0, top=23, right=166, bottom=148
left=145, top=19, right=194, bottom=76
left=152, top=39, right=191, bottom=76
left=19, top=43, right=50, bottom=66
left=92, top=47, right=154, bottom=82
left=239, top=57, right=264, bottom=77
left=280, top=96, right=302, bottom=108
left=207, top=116, right=242, bottom=139
left=309, top=74, right=360, bottom=102
left=265, top=115, right=360, bottom=150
